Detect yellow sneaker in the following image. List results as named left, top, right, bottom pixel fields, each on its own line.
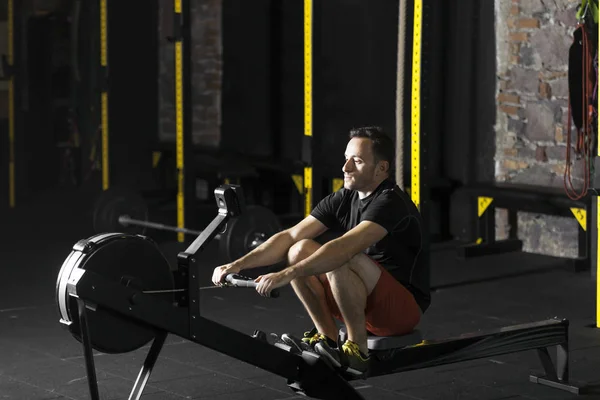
left=281, top=328, right=326, bottom=353
left=315, top=339, right=370, bottom=376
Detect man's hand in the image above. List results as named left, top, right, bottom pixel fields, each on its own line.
left=212, top=263, right=241, bottom=286
left=254, top=270, right=295, bottom=297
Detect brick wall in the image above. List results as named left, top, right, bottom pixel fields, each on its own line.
left=494, top=0, right=582, bottom=257
left=158, top=0, right=222, bottom=146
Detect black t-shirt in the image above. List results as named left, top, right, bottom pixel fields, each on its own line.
left=310, top=179, right=431, bottom=313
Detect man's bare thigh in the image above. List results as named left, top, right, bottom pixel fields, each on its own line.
left=317, top=252, right=382, bottom=295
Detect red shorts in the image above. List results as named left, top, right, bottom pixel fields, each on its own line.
left=320, top=262, right=421, bottom=337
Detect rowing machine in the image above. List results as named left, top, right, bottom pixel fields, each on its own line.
left=56, top=184, right=585, bottom=400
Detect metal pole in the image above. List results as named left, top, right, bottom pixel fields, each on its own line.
left=396, top=0, right=407, bottom=189
left=100, top=0, right=109, bottom=190
left=118, top=215, right=204, bottom=236
left=303, top=0, right=313, bottom=217
left=411, top=0, right=422, bottom=211
left=174, top=0, right=184, bottom=242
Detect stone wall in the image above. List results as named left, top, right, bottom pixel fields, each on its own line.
left=158, top=0, right=222, bottom=147
left=494, top=0, right=582, bottom=257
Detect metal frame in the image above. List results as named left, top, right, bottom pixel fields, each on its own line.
left=71, top=284, right=359, bottom=399
left=456, top=184, right=591, bottom=271
left=303, top=0, right=313, bottom=217
left=366, top=319, right=575, bottom=392
left=411, top=0, right=432, bottom=275
left=100, top=0, right=109, bottom=190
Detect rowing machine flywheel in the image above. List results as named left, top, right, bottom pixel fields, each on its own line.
left=56, top=233, right=174, bottom=354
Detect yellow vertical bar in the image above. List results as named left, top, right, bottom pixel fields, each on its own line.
left=304, top=166, right=312, bottom=217
left=100, top=0, right=107, bottom=67
left=411, top=0, right=422, bottom=210
left=101, top=91, right=108, bottom=189
left=304, top=0, right=312, bottom=139
left=304, top=0, right=313, bottom=217
left=175, top=0, right=184, bottom=242
left=100, top=0, right=109, bottom=190
left=7, top=0, right=14, bottom=207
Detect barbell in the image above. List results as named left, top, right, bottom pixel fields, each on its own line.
left=92, top=187, right=282, bottom=262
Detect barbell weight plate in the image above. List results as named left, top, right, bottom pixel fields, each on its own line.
left=220, top=205, right=282, bottom=262
left=56, top=233, right=174, bottom=354
left=93, top=187, right=149, bottom=234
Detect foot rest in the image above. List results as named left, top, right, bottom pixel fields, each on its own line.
left=338, top=326, right=423, bottom=351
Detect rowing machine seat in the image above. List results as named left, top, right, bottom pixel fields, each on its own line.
left=338, top=326, right=423, bottom=351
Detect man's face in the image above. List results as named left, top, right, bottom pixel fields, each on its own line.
left=342, top=137, right=379, bottom=191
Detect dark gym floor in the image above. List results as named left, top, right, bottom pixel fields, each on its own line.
left=2, top=188, right=600, bottom=400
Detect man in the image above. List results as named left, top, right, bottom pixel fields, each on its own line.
left=212, top=126, right=429, bottom=376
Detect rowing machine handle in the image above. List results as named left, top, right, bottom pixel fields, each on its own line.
left=225, top=274, right=280, bottom=298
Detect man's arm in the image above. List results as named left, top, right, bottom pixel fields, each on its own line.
left=232, top=215, right=329, bottom=271
left=286, top=221, right=388, bottom=278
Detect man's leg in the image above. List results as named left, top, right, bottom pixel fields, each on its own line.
left=287, top=239, right=339, bottom=342
left=326, top=254, right=381, bottom=355
left=311, top=254, right=382, bottom=375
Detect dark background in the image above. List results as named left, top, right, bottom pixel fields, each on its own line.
left=0, top=0, right=496, bottom=243
left=219, top=0, right=496, bottom=241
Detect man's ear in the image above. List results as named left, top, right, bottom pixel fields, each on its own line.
left=380, top=160, right=389, bottom=173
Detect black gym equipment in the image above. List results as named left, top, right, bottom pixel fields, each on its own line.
left=337, top=319, right=576, bottom=389
left=92, top=186, right=282, bottom=262
left=56, top=184, right=584, bottom=400
left=455, top=182, right=591, bottom=272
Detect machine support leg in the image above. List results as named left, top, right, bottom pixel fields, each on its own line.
left=536, top=347, right=558, bottom=381
left=129, top=331, right=168, bottom=400
left=76, top=298, right=101, bottom=400
left=556, top=343, right=569, bottom=382
left=530, top=344, right=581, bottom=394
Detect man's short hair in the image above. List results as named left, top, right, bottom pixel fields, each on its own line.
left=348, top=126, right=395, bottom=174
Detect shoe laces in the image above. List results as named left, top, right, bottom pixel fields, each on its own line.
left=302, top=328, right=326, bottom=345
left=307, top=333, right=327, bottom=345
left=342, top=340, right=368, bottom=360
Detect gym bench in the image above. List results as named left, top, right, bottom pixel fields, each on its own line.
left=455, top=182, right=591, bottom=271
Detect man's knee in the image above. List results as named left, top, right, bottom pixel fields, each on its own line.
left=325, top=262, right=350, bottom=282
left=287, top=239, right=320, bottom=266
left=325, top=253, right=365, bottom=280
left=326, top=254, right=380, bottom=294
